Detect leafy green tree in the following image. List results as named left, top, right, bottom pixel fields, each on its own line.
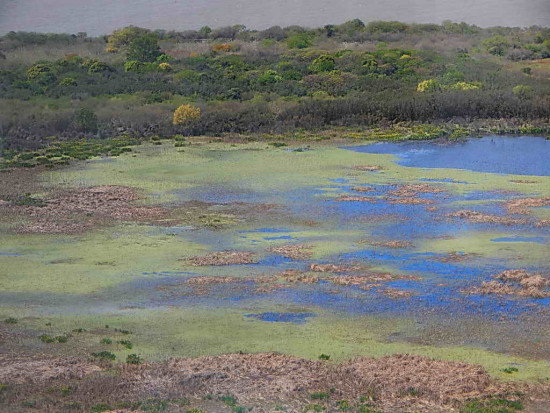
left=483, top=35, right=510, bottom=56
left=512, top=85, right=533, bottom=99
left=198, top=26, right=212, bottom=38
left=73, top=108, right=98, bottom=133
left=309, top=55, right=336, bottom=73
left=126, top=33, right=161, bottom=62
left=286, top=33, right=314, bottom=49
left=106, top=26, right=149, bottom=52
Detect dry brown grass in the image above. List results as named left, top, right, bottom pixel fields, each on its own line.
left=505, top=197, right=550, bottom=214
left=7, top=185, right=168, bottom=234
left=448, top=210, right=528, bottom=225
left=360, top=240, right=413, bottom=249
left=120, top=352, right=517, bottom=410
left=187, top=251, right=258, bottom=266
left=351, top=186, right=375, bottom=192
left=335, top=195, right=378, bottom=202
left=0, top=352, right=547, bottom=412
left=388, top=183, right=445, bottom=198
left=0, top=355, right=101, bottom=384
left=463, top=270, right=550, bottom=299
left=353, top=165, right=383, bottom=171
left=309, top=263, right=361, bottom=273
left=388, top=197, right=435, bottom=205
left=267, top=244, right=313, bottom=260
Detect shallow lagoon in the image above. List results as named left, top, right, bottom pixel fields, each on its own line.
left=1, top=136, right=549, bottom=379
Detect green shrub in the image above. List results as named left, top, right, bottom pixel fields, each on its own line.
left=4, top=317, right=18, bottom=324
left=303, top=404, right=325, bottom=412
left=91, top=351, right=116, bottom=360
left=318, top=354, right=330, bottom=360
left=501, top=367, right=519, bottom=374
left=39, top=334, right=55, bottom=343
left=100, top=338, right=113, bottom=344
left=126, top=354, right=142, bottom=364
left=91, top=403, right=112, bottom=412
left=118, top=340, right=133, bottom=349
left=310, top=392, right=330, bottom=400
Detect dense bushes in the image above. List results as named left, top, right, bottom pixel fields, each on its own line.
left=0, top=21, right=549, bottom=153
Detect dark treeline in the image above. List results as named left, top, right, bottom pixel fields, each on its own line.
left=1, top=20, right=549, bottom=152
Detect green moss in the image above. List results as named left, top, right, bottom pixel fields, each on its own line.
left=0, top=225, right=204, bottom=293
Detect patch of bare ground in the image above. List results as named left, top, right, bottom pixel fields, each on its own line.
left=447, top=210, right=528, bottom=225
left=353, top=165, right=383, bottom=171
left=267, top=244, right=313, bottom=260
left=463, top=270, right=550, bottom=299
left=536, top=219, right=550, bottom=227
left=0, top=355, right=101, bottom=384
left=5, top=186, right=169, bottom=234
left=505, top=197, right=550, bottom=214
left=360, top=240, right=413, bottom=248
left=186, top=251, right=258, bottom=266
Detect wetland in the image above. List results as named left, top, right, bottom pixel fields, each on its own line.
left=1, top=134, right=549, bottom=412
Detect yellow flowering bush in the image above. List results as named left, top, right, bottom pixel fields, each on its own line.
left=173, top=104, right=201, bottom=125
left=416, top=79, right=441, bottom=92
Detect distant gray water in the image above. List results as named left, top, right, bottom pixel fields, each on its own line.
left=0, top=0, right=548, bottom=36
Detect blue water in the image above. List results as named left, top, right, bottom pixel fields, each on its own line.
left=344, top=136, right=550, bottom=176
left=491, top=236, right=547, bottom=243
left=244, top=312, right=316, bottom=324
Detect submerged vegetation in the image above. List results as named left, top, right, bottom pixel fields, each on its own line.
left=1, top=21, right=549, bottom=156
